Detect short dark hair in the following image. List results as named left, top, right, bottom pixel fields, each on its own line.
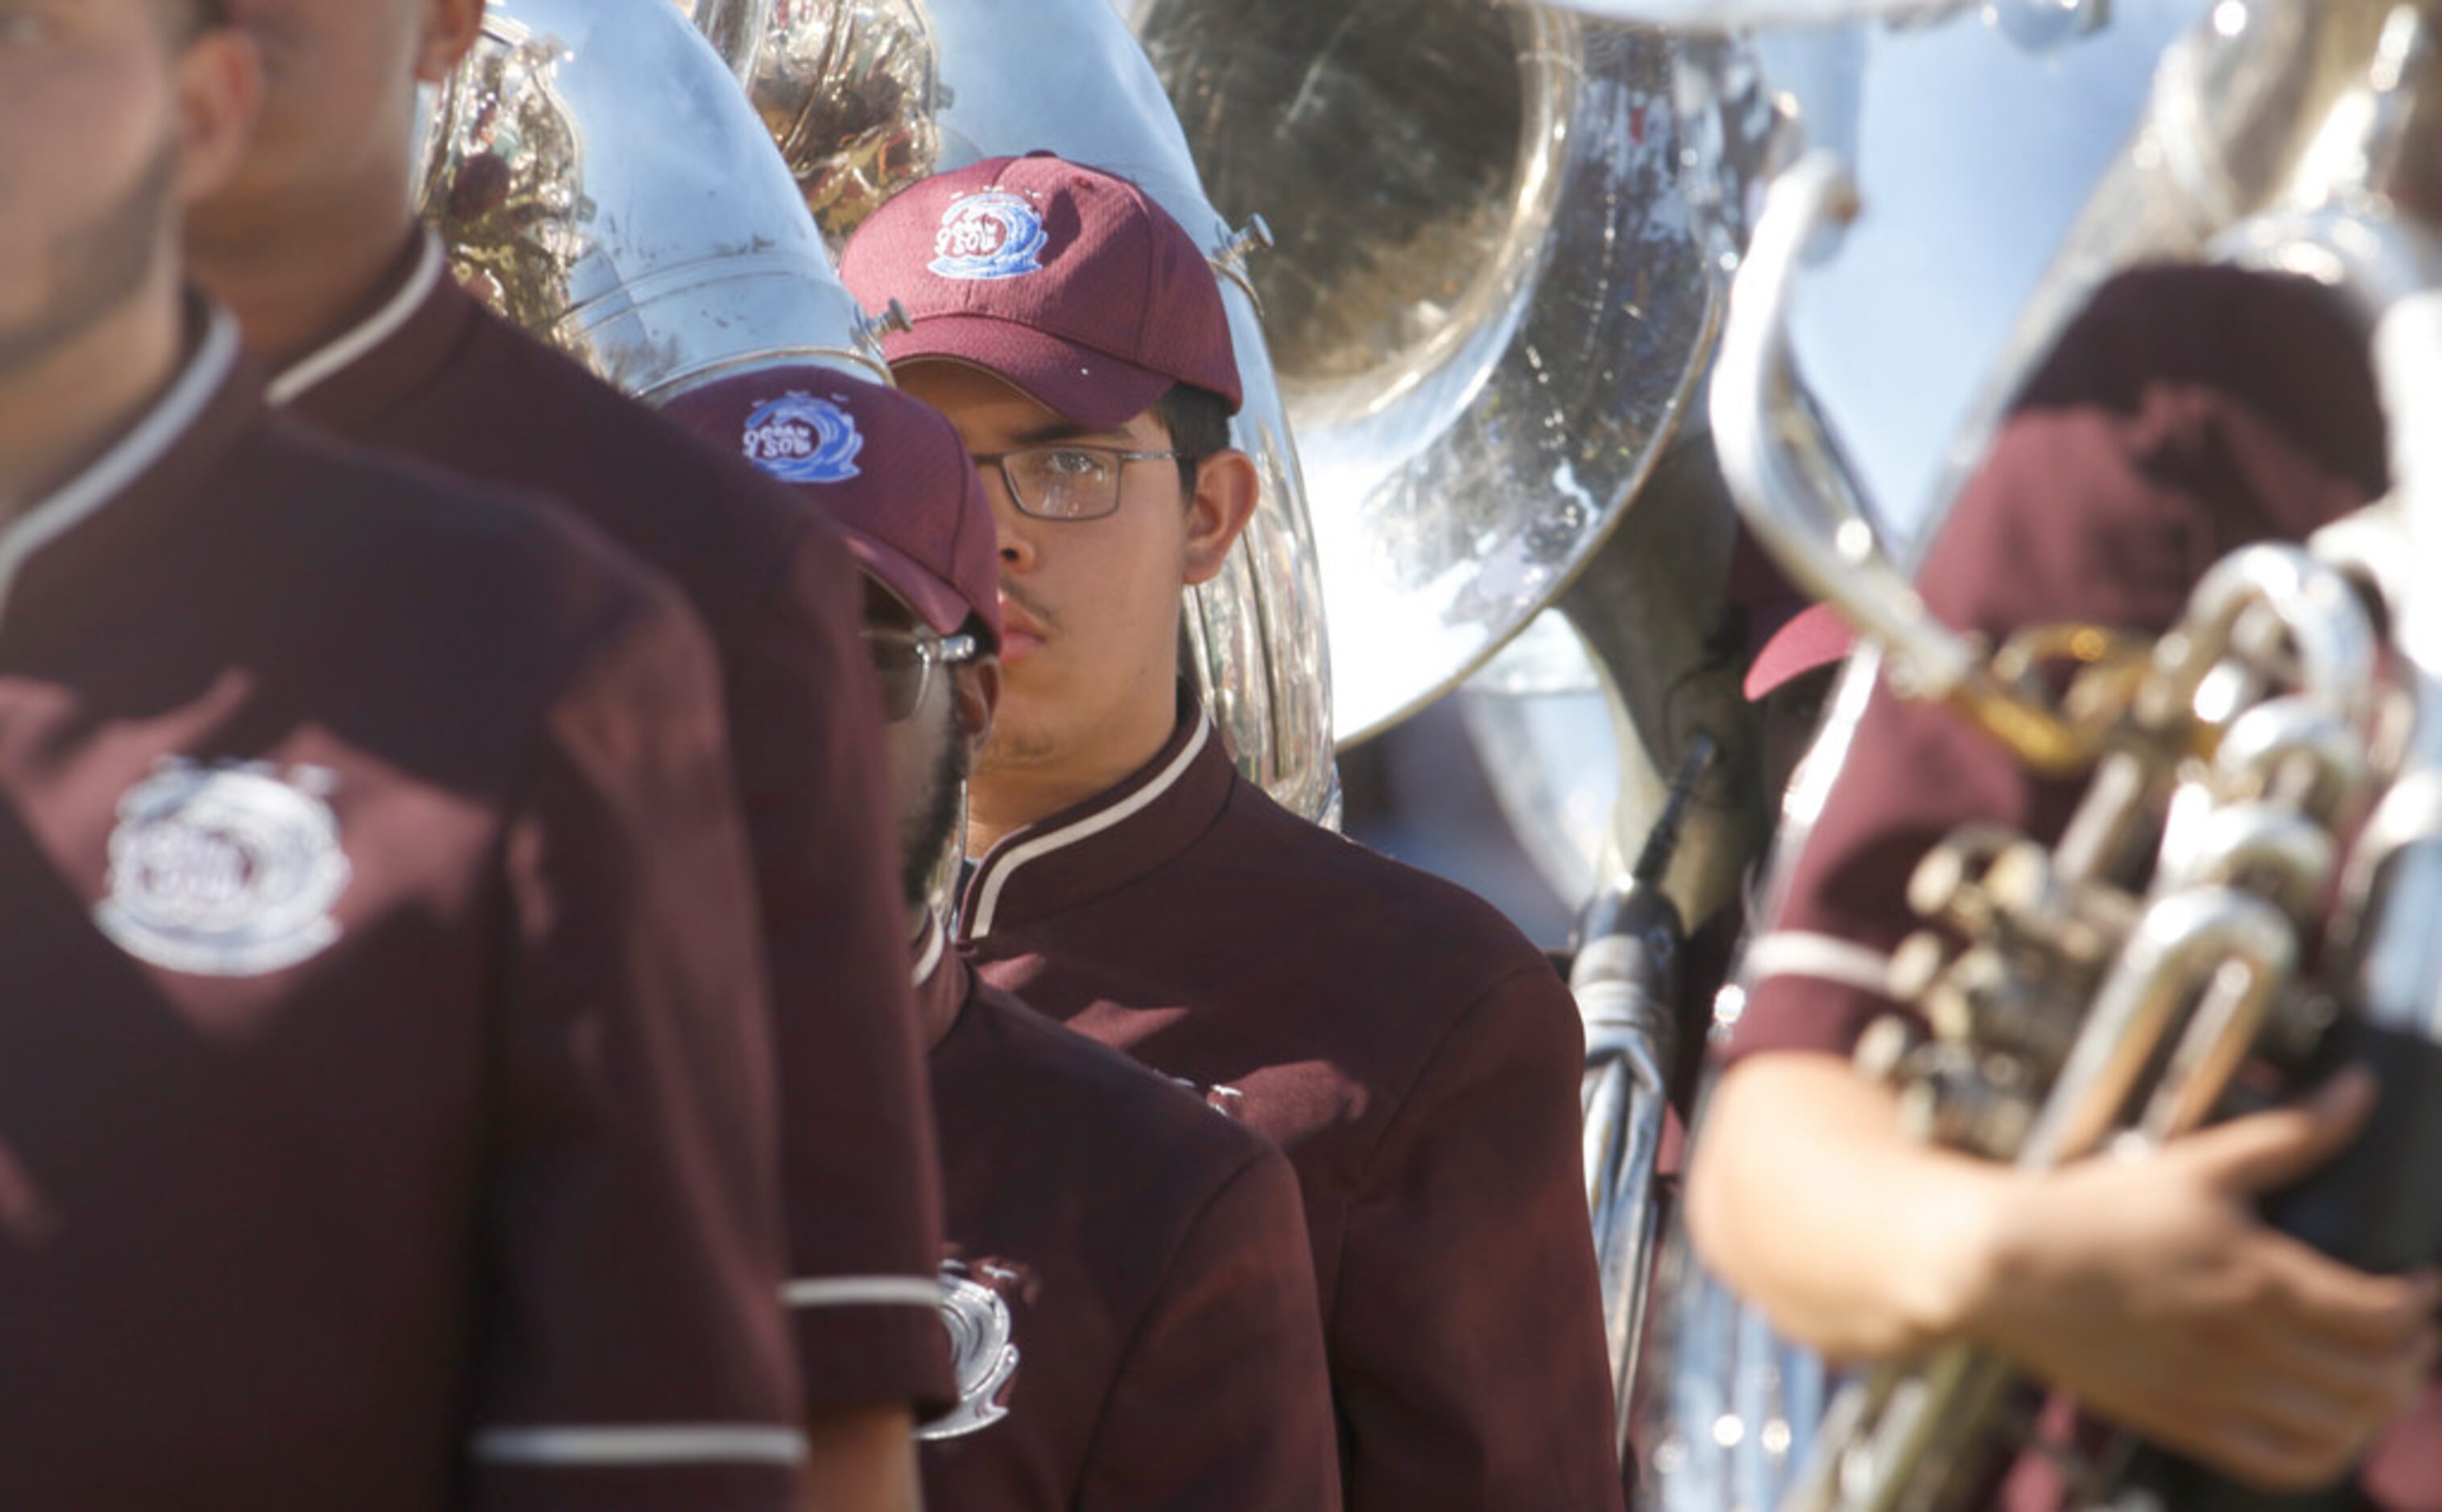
left=1151, top=383, right=1234, bottom=497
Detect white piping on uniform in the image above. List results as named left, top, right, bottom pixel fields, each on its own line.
left=966, top=719, right=1212, bottom=940
left=1742, top=931, right=1895, bottom=1000
left=267, top=233, right=445, bottom=407
left=782, top=1275, right=944, bottom=1310
left=0, top=314, right=241, bottom=627
left=470, top=1423, right=808, bottom=1468
left=908, top=911, right=947, bottom=988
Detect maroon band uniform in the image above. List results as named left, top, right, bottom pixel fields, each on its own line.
left=1727, top=263, right=2439, bottom=1507
left=915, top=915, right=1343, bottom=1510
left=961, top=690, right=1627, bottom=1512
left=265, top=233, right=955, bottom=1415
left=0, top=314, right=803, bottom=1509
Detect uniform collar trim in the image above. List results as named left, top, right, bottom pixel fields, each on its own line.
left=910, top=909, right=948, bottom=989
left=961, top=693, right=1232, bottom=941
left=0, top=311, right=242, bottom=624
left=911, top=907, right=971, bottom=1050
left=265, top=231, right=448, bottom=408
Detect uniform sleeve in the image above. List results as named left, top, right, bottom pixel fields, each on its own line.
left=728, top=520, right=955, bottom=1415
left=1330, top=962, right=1627, bottom=1512
left=1729, top=264, right=2386, bottom=1065
left=469, top=580, right=804, bottom=1512
left=1079, top=1144, right=1342, bottom=1512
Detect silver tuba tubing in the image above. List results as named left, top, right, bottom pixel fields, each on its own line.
left=2357, top=353, right=2442, bottom=1033
left=1578, top=735, right=1720, bottom=1456
left=2353, top=98, right=2442, bottom=1039
left=418, top=0, right=890, bottom=405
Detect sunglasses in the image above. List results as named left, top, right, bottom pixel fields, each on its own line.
left=864, top=626, right=981, bottom=724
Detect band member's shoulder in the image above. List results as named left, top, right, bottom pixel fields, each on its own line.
left=940, top=982, right=1295, bottom=1197
left=1203, top=779, right=1584, bottom=1068
left=237, top=413, right=713, bottom=695
left=386, top=297, right=853, bottom=634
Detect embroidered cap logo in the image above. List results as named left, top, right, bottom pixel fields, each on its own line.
left=740, top=393, right=865, bottom=485
left=928, top=190, right=1049, bottom=282
left=96, top=758, right=353, bottom=977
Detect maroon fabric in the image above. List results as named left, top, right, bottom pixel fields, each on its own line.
left=662, top=367, right=1001, bottom=649
left=1727, top=263, right=2434, bottom=1502
left=912, top=943, right=1341, bottom=1509
left=0, top=322, right=800, bottom=1510
left=272, top=237, right=953, bottom=1416
left=841, top=154, right=1244, bottom=425
left=960, top=693, right=1625, bottom=1512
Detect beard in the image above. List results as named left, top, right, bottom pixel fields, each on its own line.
left=0, top=142, right=179, bottom=382
left=899, top=708, right=973, bottom=915
left=977, top=710, right=1058, bottom=771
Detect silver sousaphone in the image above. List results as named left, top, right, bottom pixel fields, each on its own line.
left=1511, top=0, right=2218, bottom=1500
left=1545, top=0, right=2412, bottom=1506
left=1115, top=2, right=1725, bottom=751
left=417, top=0, right=891, bottom=401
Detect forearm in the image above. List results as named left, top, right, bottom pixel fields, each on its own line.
left=1684, top=1052, right=2010, bottom=1361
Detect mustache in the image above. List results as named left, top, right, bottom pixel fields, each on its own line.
left=997, top=580, right=1059, bottom=633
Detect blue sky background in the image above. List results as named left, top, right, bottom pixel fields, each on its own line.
left=1762, top=0, right=2214, bottom=541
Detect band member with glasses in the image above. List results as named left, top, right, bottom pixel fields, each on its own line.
left=842, top=153, right=1626, bottom=1511
left=0, top=2, right=807, bottom=1506
left=672, top=368, right=1345, bottom=1510
left=180, top=6, right=953, bottom=1503
left=1692, top=266, right=2442, bottom=1502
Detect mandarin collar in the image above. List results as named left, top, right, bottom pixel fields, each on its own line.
left=911, top=909, right=972, bottom=1051
left=957, top=689, right=1233, bottom=944
left=266, top=230, right=469, bottom=428
left=0, top=306, right=256, bottom=635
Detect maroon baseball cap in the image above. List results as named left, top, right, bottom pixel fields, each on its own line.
left=1744, top=601, right=1854, bottom=701
left=839, top=152, right=1243, bottom=430
left=662, top=367, right=1001, bottom=650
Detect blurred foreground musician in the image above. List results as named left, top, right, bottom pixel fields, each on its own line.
left=0, top=3, right=805, bottom=1506
left=842, top=153, right=1625, bottom=1511
left=1689, top=264, right=2442, bottom=1503
left=182, top=4, right=958, bottom=1503
left=671, top=369, right=1344, bottom=1510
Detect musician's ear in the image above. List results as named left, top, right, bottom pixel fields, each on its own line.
left=1181, top=450, right=1257, bottom=589
left=955, top=655, right=1000, bottom=763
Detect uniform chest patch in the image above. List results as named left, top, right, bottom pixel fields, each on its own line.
left=739, top=392, right=865, bottom=485
left=916, top=1258, right=1023, bottom=1441
left=928, top=191, right=1048, bottom=282
left=95, top=759, right=352, bottom=978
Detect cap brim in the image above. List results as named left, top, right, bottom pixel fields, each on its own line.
left=1744, top=602, right=1853, bottom=701
left=884, top=316, right=1175, bottom=432
left=843, top=532, right=998, bottom=651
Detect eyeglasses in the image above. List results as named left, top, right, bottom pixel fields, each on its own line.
left=864, top=627, right=981, bottom=724
left=971, top=444, right=1188, bottom=522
